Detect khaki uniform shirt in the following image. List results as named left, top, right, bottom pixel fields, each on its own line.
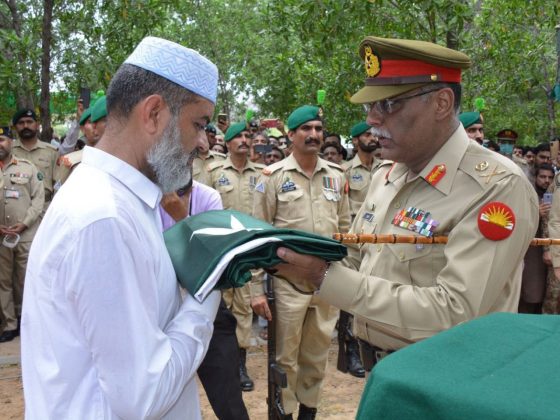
left=208, top=157, right=264, bottom=215
left=54, top=149, right=83, bottom=192
left=193, top=151, right=225, bottom=186
left=318, top=127, right=539, bottom=351
left=12, top=139, right=57, bottom=204
left=1, top=156, right=45, bottom=242
left=253, top=153, right=351, bottom=237
left=342, top=154, right=382, bottom=218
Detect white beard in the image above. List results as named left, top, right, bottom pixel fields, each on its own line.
left=146, top=114, right=194, bottom=193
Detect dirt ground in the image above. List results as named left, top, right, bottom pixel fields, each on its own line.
left=0, top=338, right=365, bottom=419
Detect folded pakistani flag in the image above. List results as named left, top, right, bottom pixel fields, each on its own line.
left=163, top=209, right=347, bottom=302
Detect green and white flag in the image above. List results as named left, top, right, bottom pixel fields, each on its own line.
left=163, top=210, right=347, bottom=302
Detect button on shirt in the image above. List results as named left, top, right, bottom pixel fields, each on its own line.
left=22, top=146, right=220, bottom=420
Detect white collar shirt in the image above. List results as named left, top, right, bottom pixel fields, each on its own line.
left=22, top=146, right=219, bottom=419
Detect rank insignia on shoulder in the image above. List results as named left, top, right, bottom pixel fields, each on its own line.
left=255, top=182, right=265, bottom=193
left=281, top=180, right=296, bottom=192
left=391, top=206, right=439, bottom=237
left=425, top=164, right=446, bottom=186
left=475, top=161, right=489, bottom=172
left=478, top=201, right=515, bottom=241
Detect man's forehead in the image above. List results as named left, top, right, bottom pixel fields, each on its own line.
left=16, top=116, right=36, bottom=124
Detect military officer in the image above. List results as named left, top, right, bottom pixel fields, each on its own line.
left=252, top=106, right=351, bottom=419
left=271, top=37, right=538, bottom=366
left=0, top=126, right=44, bottom=342
left=208, top=121, right=265, bottom=392
left=11, top=109, right=57, bottom=209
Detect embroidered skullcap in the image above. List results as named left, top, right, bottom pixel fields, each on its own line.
left=124, top=36, right=219, bottom=104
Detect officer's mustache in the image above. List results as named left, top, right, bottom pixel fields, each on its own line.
left=304, top=137, right=321, bottom=145
left=19, top=128, right=35, bottom=138
left=370, top=127, right=391, bottom=140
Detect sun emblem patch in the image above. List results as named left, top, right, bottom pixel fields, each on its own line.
left=364, top=46, right=381, bottom=78
left=478, top=202, right=515, bottom=241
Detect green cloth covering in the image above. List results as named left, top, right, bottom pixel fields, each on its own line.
left=224, top=122, right=247, bottom=142
left=91, top=96, right=107, bottom=123
left=79, top=108, right=91, bottom=126
left=163, top=209, right=347, bottom=301
left=459, top=111, right=481, bottom=129
left=357, top=312, right=560, bottom=419
left=351, top=121, right=371, bottom=138
left=287, top=105, right=320, bottom=130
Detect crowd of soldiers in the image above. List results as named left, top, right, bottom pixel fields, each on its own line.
left=0, top=34, right=557, bottom=419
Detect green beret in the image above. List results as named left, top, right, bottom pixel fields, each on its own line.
left=79, top=108, right=92, bottom=126
left=351, top=36, right=471, bottom=104
left=12, top=108, right=37, bottom=125
left=351, top=122, right=371, bottom=138
left=459, top=112, right=482, bottom=129
left=287, top=105, right=321, bottom=131
left=224, top=122, right=248, bottom=142
left=91, top=96, right=107, bottom=123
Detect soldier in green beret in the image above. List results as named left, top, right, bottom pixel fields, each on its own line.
left=459, top=111, right=484, bottom=144
left=269, top=36, right=538, bottom=397
left=90, top=96, right=107, bottom=143
left=252, top=105, right=350, bottom=419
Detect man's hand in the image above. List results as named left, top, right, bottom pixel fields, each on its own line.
left=543, top=251, right=552, bottom=266
left=0, top=224, right=8, bottom=235
left=555, top=267, right=560, bottom=282
left=161, top=192, right=188, bottom=222
left=77, top=99, right=85, bottom=119
left=251, top=295, right=271, bottom=321
left=539, top=202, right=551, bottom=218
left=7, top=223, right=26, bottom=234
left=273, top=247, right=329, bottom=290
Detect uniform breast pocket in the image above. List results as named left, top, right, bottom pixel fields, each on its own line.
left=349, top=178, right=368, bottom=192
left=388, top=242, right=442, bottom=287
left=277, top=189, right=305, bottom=220
left=216, top=184, right=235, bottom=208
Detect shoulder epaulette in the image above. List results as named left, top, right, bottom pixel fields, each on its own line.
left=210, top=151, right=226, bottom=159
left=325, top=160, right=344, bottom=173
left=262, top=161, right=284, bottom=176
left=207, top=159, right=226, bottom=172
left=461, top=144, right=519, bottom=189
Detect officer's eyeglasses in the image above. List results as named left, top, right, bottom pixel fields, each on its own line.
left=363, top=88, right=442, bottom=115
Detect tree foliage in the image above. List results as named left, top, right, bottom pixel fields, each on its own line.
left=0, top=0, right=558, bottom=143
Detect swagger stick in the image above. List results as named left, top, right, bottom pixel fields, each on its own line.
left=332, top=233, right=560, bottom=247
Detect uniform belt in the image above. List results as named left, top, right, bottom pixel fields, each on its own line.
left=358, top=339, right=395, bottom=372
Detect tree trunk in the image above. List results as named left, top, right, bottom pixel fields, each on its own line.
left=39, top=0, right=54, bottom=142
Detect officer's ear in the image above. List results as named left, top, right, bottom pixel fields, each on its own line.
left=432, top=87, right=455, bottom=121
left=287, top=130, right=296, bottom=142
left=137, top=94, right=170, bottom=136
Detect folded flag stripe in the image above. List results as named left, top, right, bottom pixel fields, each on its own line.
left=163, top=210, right=348, bottom=302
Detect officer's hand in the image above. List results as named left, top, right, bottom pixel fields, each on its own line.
left=543, top=251, right=552, bottom=266
left=0, top=225, right=8, bottom=235
left=7, top=223, right=26, bottom=234
left=539, top=202, right=551, bottom=218
left=274, top=247, right=329, bottom=290
left=251, top=295, right=271, bottom=321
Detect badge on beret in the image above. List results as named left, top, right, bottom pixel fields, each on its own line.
left=478, top=202, right=515, bottom=241
left=425, top=164, right=446, bottom=186
left=364, top=46, right=381, bottom=78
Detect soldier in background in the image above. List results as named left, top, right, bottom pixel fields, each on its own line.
left=0, top=126, right=44, bottom=342
left=252, top=105, right=350, bottom=419
left=459, top=111, right=484, bottom=145
left=11, top=109, right=57, bottom=210
left=208, top=121, right=265, bottom=392
left=192, top=129, right=225, bottom=186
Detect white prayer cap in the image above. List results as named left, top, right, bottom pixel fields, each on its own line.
left=125, top=36, right=219, bottom=104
